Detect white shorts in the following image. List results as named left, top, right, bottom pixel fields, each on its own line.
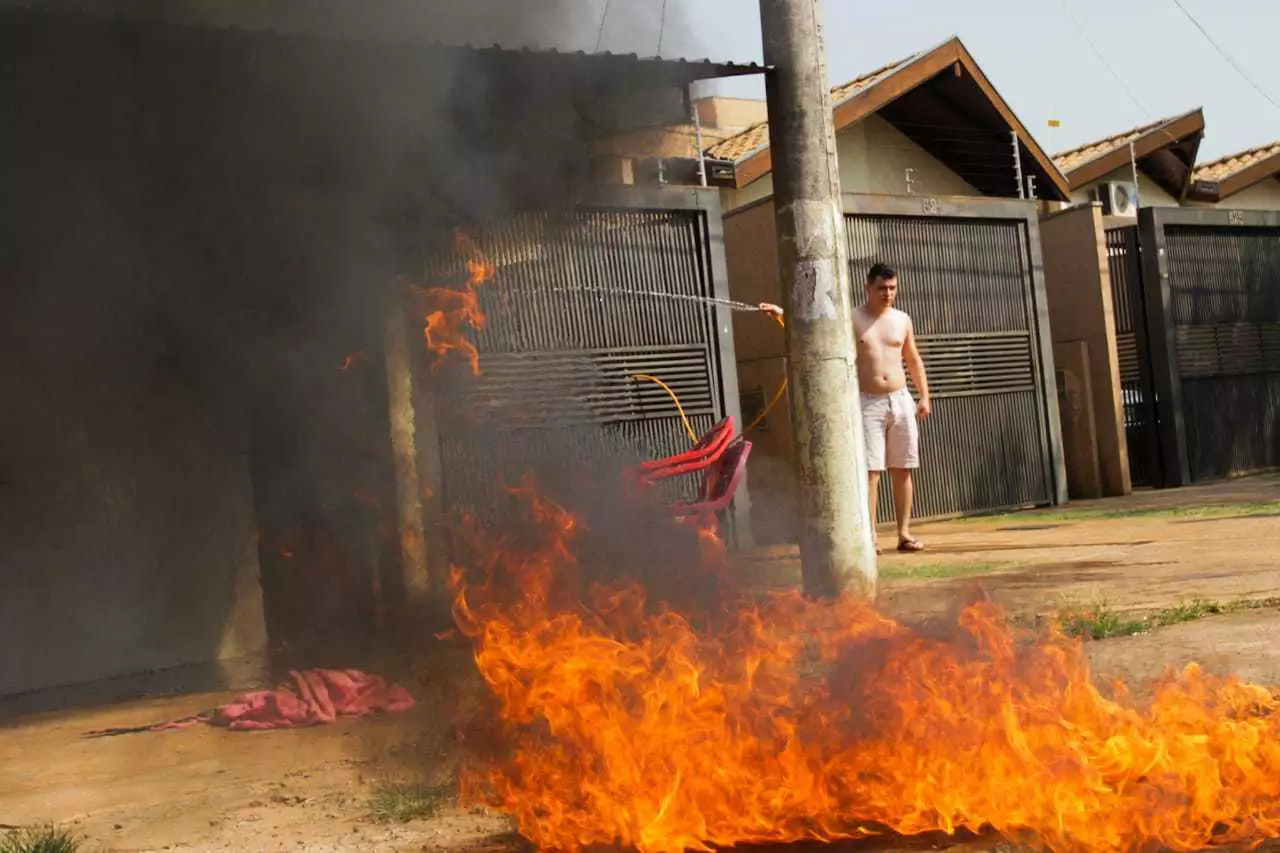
left=861, top=388, right=919, bottom=472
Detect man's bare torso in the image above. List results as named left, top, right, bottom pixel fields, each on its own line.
left=853, top=306, right=911, bottom=395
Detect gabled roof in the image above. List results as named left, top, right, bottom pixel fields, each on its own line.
left=1052, top=109, right=1204, bottom=198
left=1188, top=141, right=1280, bottom=202
left=704, top=53, right=919, bottom=162
left=704, top=38, right=1071, bottom=201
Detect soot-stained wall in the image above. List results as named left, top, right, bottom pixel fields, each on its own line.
left=0, top=13, right=436, bottom=695
left=0, top=9, right=711, bottom=695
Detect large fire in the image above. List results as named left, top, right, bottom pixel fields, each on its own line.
left=450, top=485, right=1280, bottom=853
left=408, top=230, right=494, bottom=375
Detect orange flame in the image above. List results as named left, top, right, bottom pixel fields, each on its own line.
left=409, top=230, right=495, bottom=375
left=451, top=486, right=1280, bottom=853
left=337, top=351, right=366, bottom=372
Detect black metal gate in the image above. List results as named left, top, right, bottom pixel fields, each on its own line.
left=427, top=192, right=745, bottom=530
left=1104, top=225, right=1162, bottom=487
left=1163, top=223, right=1280, bottom=481
left=844, top=196, right=1064, bottom=520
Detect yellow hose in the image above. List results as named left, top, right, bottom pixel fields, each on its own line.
left=631, top=373, right=698, bottom=444
left=744, top=309, right=788, bottom=435
left=633, top=307, right=788, bottom=443
left=744, top=377, right=788, bottom=435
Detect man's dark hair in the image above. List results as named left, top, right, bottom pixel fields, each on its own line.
left=866, top=262, right=897, bottom=285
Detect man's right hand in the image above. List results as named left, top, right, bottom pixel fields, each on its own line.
left=758, top=302, right=784, bottom=318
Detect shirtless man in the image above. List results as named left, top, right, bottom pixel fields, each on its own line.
left=760, top=262, right=930, bottom=554
left=853, top=263, right=929, bottom=554
left=759, top=262, right=929, bottom=554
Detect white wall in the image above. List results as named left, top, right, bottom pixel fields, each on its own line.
left=721, top=115, right=980, bottom=213
left=1070, top=165, right=1182, bottom=207
left=1072, top=164, right=1280, bottom=211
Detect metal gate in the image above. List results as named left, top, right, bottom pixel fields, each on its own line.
left=1162, top=220, right=1280, bottom=481
left=1104, top=225, right=1162, bottom=486
left=844, top=196, right=1065, bottom=521
left=427, top=191, right=746, bottom=531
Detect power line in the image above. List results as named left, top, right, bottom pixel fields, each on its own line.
left=1170, top=0, right=1280, bottom=113
left=656, top=0, right=670, bottom=57
left=594, top=0, right=612, bottom=53
left=1057, top=0, right=1151, bottom=119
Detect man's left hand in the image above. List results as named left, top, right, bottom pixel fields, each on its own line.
left=917, top=397, right=932, bottom=419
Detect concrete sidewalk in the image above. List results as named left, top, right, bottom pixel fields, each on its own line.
left=740, top=473, right=1280, bottom=623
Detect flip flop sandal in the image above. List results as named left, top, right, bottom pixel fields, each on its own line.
left=897, top=538, right=925, bottom=553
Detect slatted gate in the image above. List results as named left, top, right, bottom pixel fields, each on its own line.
left=1163, top=224, right=1280, bottom=481
left=1104, top=225, right=1161, bottom=487
left=844, top=203, right=1061, bottom=521
left=428, top=200, right=743, bottom=531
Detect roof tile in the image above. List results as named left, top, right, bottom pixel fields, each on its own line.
left=1193, top=141, right=1280, bottom=183
left=1052, top=109, right=1200, bottom=176
left=704, top=50, right=922, bottom=162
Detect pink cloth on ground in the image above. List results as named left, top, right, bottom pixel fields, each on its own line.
left=154, top=669, right=415, bottom=732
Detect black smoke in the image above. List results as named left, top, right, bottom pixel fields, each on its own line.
left=0, top=1, right=712, bottom=696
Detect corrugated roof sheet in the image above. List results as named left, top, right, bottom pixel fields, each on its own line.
left=704, top=50, right=923, bottom=162
left=460, top=45, right=765, bottom=79
left=1193, top=141, right=1280, bottom=183
left=3, top=7, right=766, bottom=79
left=1052, top=109, right=1200, bottom=175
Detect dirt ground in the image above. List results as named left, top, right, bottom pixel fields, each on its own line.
left=2, top=475, right=1278, bottom=852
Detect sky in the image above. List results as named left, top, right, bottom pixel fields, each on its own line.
left=583, top=0, right=1280, bottom=162
left=8, top=0, right=1274, bottom=161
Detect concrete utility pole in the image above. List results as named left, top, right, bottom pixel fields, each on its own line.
left=759, top=0, right=877, bottom=598
left=383, top=298, right=432, bottom=614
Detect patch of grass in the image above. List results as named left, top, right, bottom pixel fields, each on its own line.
left=1059, top=598, right=1236, bottom=640
left=0, top=825, right=82, bottom=853
left=1147, top=599, right=1226, bottom=627
left=1227, top=596, right=1280, bottom=612
left=879, top=560, right=1007, bottom=581
left=966, top=500, right=1279, bottom=525
left=367, top=780, right=453, bottom=824
left=1059, top=600, right=1146, bottom=639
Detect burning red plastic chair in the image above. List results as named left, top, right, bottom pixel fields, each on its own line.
left=625, top=416, right=750, bottom=520
left=667, top=436, right=751, bottom=517
left=634, top=416, right=736, bottom=484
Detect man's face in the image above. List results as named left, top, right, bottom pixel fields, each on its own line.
left=866, top=275, right=898, bottom=310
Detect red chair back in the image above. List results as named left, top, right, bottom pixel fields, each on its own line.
left=667, top=437, right=752, bottom=517
left=637, top=416, right=735, bottom=482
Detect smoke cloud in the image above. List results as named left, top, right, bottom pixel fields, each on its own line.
left=0, top=0, right=712, bottom=695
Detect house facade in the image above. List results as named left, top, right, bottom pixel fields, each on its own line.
left=1047, top=118, right=1280, bottom=492
left=693, top=38, right=1071, bottom=542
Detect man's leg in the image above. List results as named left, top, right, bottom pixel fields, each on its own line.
left=868, top=470, right=882, bottom=552
left=860, top=394, right=889, bottom=554
left=890, top=468, right=914, bottom=544
left=886, top=389, right=922, bottom=551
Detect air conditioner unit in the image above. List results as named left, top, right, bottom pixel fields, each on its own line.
left=1095, top=181, right=1139, bottom=217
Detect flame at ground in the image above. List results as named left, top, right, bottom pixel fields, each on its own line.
left=450, top=486, right=1280, bottom=853
left=408, top=230, right=494, bottom=374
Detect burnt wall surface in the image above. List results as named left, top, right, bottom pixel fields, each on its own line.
left=0, top=16, right=293, bottom=696
left=0, top=10, right=710, bottom=696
